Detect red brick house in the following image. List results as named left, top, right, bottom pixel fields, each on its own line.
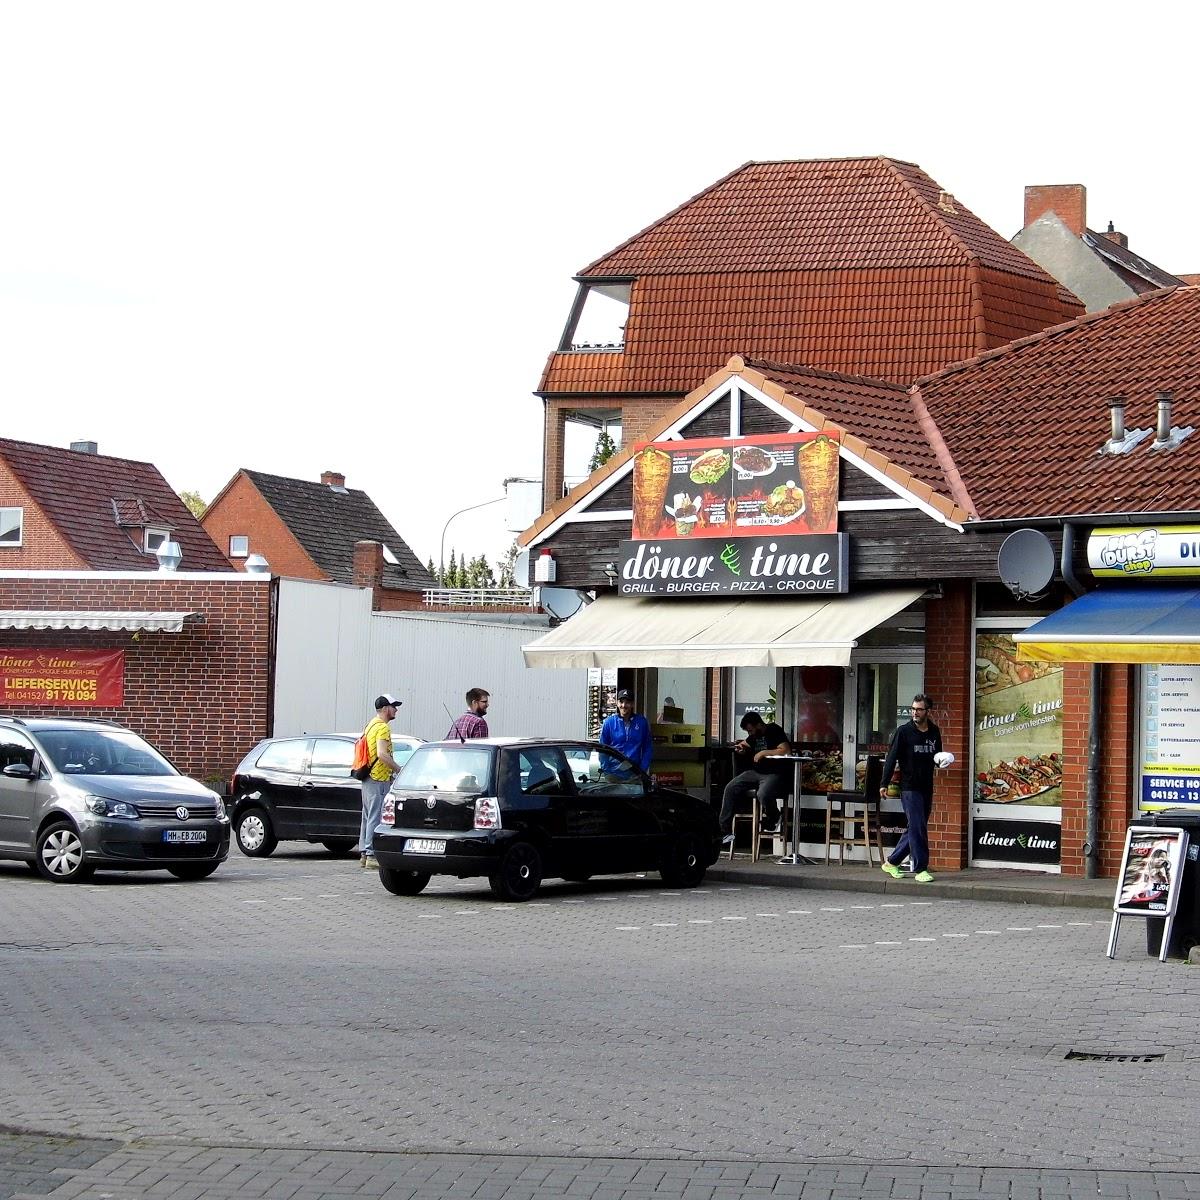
left=1, top=438, right=271, bottom=782
left=201, top=469, right=433, bottom=610
left=538, top=156, right=1084, bottom=506
left=521, top=285, right=1200, bottom=878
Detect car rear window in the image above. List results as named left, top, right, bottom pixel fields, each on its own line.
left=255, top=739, right=310, bottom=774
left=399, top=745, right=491, bottom=792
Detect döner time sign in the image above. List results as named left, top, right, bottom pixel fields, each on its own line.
left=618, top=534, right=848, bottom=597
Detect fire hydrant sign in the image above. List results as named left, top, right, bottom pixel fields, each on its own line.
left=0, top=648, right=124, bottom=706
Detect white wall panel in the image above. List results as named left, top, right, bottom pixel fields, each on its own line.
left=367, top=611, right=588, bottom=742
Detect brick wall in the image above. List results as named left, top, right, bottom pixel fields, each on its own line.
left=1059, top=662, right=1134, bottom=876
left=0, top=460, right=88, bottom=569
left=0, top=576, right=273, bottom=785
left=924, top=580, right=972, bottom=870
left=1024, top=184, right=1087, bottom=237
left=201, top=473, right=319, bottom=579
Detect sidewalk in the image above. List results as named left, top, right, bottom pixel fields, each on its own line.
left=708, top=855, right=1115, bottom=908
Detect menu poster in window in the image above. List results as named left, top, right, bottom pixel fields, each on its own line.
left=1114, top=827, right=1188, bottom=916
left=973, top=633, right=1063, bottom=807
left=1140, top=664, right=1200, bottom=811
left=630, top=431, right=841, bottom=540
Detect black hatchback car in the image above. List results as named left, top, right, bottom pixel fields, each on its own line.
left=373, top=738, right=721, bottom=901
left=229, top=732, right=423, bottom=856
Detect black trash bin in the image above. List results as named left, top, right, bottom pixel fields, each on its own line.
left=1142, top=808, right=1200, bottom=957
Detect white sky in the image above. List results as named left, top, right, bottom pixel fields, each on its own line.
left=2, top=2, right=1195, bottom=574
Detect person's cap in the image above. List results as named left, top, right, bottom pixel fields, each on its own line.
left=375, top=693, right=402, bottom=709
left=615, top=689, right=633, bottom=701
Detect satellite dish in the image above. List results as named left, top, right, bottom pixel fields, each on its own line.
left=997, top=529, right=1055, bottom=601
left=537, top=586, right=585, bottom=620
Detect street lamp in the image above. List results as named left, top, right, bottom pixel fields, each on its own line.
left=439, top=495, right=506, bottom=583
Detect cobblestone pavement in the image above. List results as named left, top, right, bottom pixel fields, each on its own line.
left=1, top=850, right=1198, bottom=1199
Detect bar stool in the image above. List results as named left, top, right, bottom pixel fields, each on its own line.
left=824, top=755, right=884, bottom=865
left=728, top=798, right=789, bottom=862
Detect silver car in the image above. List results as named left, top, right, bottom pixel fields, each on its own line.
left=0, top=716, right=230, bottom=883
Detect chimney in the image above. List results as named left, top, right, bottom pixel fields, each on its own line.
left=321, top=470, right=346, bottom=488
left=1154, top=390, right=1174, bottom=447
left=1024, top=184, right=1086, bottom=237
left=1100, top=220, right=1129, bottom=249
left=1107, top=395, right=1127, bottom=449
left=70, top=440, right=98, bottom=455
left=352, top=539, right=385, bottom=599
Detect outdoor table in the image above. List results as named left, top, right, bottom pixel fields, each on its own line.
left=777, top=754, right=815, bottom=865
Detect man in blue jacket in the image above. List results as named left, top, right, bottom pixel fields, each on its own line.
left=599, top=689, right=653, bottom=773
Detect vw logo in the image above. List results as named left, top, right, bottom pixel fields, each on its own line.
left=425, top=797, right=436, bottom=809
left=175, top=806, right=190, bottom=820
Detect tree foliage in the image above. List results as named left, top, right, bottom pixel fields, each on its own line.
left=588, top=428, right=619, bottom=473
left=179, top=489, right=207, bottom=518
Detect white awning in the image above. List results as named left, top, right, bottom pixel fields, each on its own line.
left=522, top=589, right=925, bottom=669
left=0, top=610, right=203, bottom=632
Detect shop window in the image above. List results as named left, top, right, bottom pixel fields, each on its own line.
left=733, top=666, right=776, bottom=726
left=0, top=507, right=22, bottom=546
left=229, top=535, right=249, bottom=558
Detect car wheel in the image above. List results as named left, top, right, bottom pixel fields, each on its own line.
left=35, top=822, right=95, bottom=883
left=378, top=866, right=431, bottom=895
left=659, top=831, right=707, bottom=887
left=167, top=862, right=221, bottom=881
left=234, top=808, right=277, bottom=857
left=488, top=840, right=543, bottom=902
left=321, top=838, right=357, bottom=856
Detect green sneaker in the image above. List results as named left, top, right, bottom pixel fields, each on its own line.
left=913, top=870, right=935, bottom=884
left=880, top=861, right=905, bottom=879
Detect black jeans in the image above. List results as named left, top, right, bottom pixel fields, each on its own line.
left=719, top=769, right=788, bottom=833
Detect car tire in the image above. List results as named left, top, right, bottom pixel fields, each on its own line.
left=488, top=840, right=543, bottom=902
left=167, top=862, right=221, bottom=881
left=234, top=808, right=277, bottom=857
left=35, top=822, right=95, bottom=883
left=659, top=831, right=707, bottom=887
left=378, top=866, right=431, bottom=896
left=321, top=838, right=357, bottom=856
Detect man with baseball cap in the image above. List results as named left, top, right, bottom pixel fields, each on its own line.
left=358, top=693, right=403, bottom=870
left=599, top=688, right=653, bottom=773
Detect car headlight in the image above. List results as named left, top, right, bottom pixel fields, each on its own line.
left=84, top=795, right=140, bottom=819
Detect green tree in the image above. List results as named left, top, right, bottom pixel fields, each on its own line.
left=588, top=428, right=618, bottom=473
left=497, top=539, right=520, bottom=587
left=179, top=489, right=207, bottom=518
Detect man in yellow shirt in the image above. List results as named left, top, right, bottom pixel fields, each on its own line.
left=359, top=693, right=403, bottom=869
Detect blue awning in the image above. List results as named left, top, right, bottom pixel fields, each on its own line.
left=1014, top=587, right=1200, bottom=664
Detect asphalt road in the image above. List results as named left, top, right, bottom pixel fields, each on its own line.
left=1, top=848, right=1198, bottom=1198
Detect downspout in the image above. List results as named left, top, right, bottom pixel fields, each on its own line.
left=1061, top=523, right=1100, bottom=878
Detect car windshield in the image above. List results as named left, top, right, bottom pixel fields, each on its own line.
left=39, top=728, right=176, bottom=776
left=397, top=745, right=491, bottom=792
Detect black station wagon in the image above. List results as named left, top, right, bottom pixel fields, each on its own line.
left=372, top=737, right=721, bottom=901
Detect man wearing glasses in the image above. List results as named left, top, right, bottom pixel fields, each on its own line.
left=879, top=693, right=943, bottom=883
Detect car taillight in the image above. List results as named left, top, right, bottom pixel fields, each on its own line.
left=382, top=795, right=395, bottom=826
left=473, top=797, right=501, bottom=830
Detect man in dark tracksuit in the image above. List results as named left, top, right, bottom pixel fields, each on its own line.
left=879, top=693, right=942, bottom=883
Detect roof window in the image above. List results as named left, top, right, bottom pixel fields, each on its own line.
left=143, top=527, right=171, bottom=554
left=561, top=281, right=630, bottom=352
left=0, top=507, right=22, bottom=547
left=382, top=544, right=399, bottom=565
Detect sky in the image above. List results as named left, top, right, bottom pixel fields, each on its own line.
left=1, top=2, right=1195, bottom=577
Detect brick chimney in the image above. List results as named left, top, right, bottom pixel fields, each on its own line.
left=1099, top=221, right=1129, bottom=249
left=353, top=540, right=385, bottom=605
left=1024, top=184, right=1086, bottom=237
left=321, top=470, right=345, bottom=488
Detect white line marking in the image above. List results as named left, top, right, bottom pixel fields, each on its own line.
left=787, top=909, right=812, bottom=915
left=850, top=905, right=874, bottom=910
left=1007, top=927, right=1033, bottom=932
left=840, top=944, right=868, bottom=949
left=280, top=896, right=304, bottom=901
left=755, top=913, right=780, bottom=918
left=615, top=926, right=641, bottom=931
left=722, top=915, right=748, bottom=921
left=454, top=910, right=480, bottom=915
left=880, top=903, right=905, bottom=908
left=318, top=894, right=339, bottom=898
left=875, top=941, right=902, bottom=946
left=909, top=937, right=936, bottom=942
left=821, top=907, right=844, bottom=911
left=562, top=899, right=586, bottom=905
left=976, top=930, right=1000, bottom=935
left=418, top=914, right=444, bottom=920
left=1037, top=924, right=1062, bottom=929
left=688, top=919, right=712, bottom=925
left=1067, top=921, right=1092, bottom=926
left=241, top=899, right=267, bottom=904
left=943, top=933, right=970, bottom=938
left=652, top=922, right=678, bottom=928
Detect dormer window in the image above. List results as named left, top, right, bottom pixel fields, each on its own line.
left=560, top=280, right=631, bottom=352
left=143, top=527, right=171, bottom=554
left=229, top=535, right=249, bottom=558
left=0, top=507, right=22, bottom=546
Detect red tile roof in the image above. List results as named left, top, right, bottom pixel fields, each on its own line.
left=541, top=157, right=1081, bottom=394
left=913, top=286, right=1200, bottom=519
left=0, top=438, right=230, bottom=571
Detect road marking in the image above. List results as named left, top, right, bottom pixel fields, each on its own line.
left=909, top=937, right=936, bottom=942
left=850, top=904, right=875, bottom=909
left=660, top=892, right=681, bottom=897
left=317, top=894, right=339, bottom=898
left=418, top=914, right=444, bottom=920
left=943, top=933, right=970, bottom=938
left=975, top=930, right=1001, bottom=935
left=241, top=899, right=267, bottom=904
left=880, top=903, right=905, bottom=908
left=688, top=919, right=712, bottom=924
left=615, top=926, right=641, bottom=931
left=787, top=909, right=812, bottom=915
left=1007, top=927, right=1033, bottom=932
left=874, top=940, right=902, bottom=946
left=820, top=907, right=844, bottom=912
left=1037, top=924, right=1062, bottom=929
left=840, top=944, right=868, bottom=949
left=280, top=896, right=304, bottom=901
left=722, top=915, right=747, bottom=921
left=755, top=913, right=780, bottom=918
left=651, top=922, right=678, bottom=927
left=1068, top=921, right=1092, bottom=926
left=454, top=910, right=481, bottom=915
left=561, top=899, right=586, bottom=905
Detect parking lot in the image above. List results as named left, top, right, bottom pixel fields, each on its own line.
left=2, top=850, right=1199, bottom=1196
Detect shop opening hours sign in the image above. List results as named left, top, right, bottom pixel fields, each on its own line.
left=0, top=649, right=124, bottom=706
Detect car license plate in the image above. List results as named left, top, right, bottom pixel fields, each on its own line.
left=406, top=838, right=446, bottom=855
left=163, top=830, right=207, bottom=843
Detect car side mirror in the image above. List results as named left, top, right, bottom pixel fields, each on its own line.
left=3, top=762, right=35, bottom=780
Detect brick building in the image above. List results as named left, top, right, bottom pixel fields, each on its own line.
left=201, top=468, right=433, bottom=610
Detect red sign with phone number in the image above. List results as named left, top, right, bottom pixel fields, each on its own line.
left=0, top=648, right=124, bottom=706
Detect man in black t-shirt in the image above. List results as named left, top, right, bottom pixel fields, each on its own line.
left=879, top=693, right=943, bottom=883
left=719, top=712, right=792, bottom=844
